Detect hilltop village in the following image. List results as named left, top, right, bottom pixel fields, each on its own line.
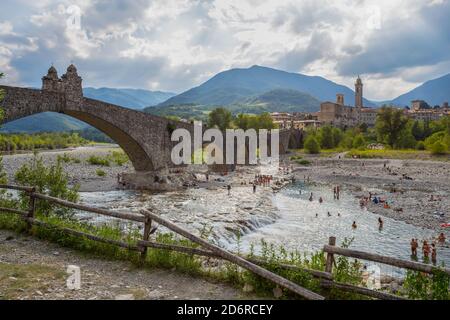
left=271, top=76, right=450, bottom=130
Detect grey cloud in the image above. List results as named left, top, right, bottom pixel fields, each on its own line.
left=276, top=31, right=333, bottom=71
left=337, top=1, right=450, bottom=76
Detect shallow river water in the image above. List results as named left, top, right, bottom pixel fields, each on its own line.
left=79, top=183, right=450, bottom=275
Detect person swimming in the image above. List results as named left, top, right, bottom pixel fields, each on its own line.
left=319, top=197, right=323, bottom=204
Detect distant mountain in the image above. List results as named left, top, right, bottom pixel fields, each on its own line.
left=389, top=73, right=450, bottom=107
left=158, top=65, right=376, bottom=107
left=236, top=89, right=321, bottom=113
left=1, top=112, right=88, bottom=133
left=1, top=88, right=176, bottom=133
left=145, top=88, right=322, bottom=121
left=83, top=88, right=176, bottom=110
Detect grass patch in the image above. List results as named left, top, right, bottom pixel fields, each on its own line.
left=96, top=169, right=106, bottom=177
left=295, top=159, right=311, bottom=166
left=86, top=151, right=129, bottom=167
left=346, top=149, right=449, bottom=160
left=87, top=155, right=110, bottom=167
left=0, top=262, right=65, bottom=300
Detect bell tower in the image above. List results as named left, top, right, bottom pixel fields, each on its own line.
left=355, top=76, right=363, bottom=108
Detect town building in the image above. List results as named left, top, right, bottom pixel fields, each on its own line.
left=270, top=112, right=321, bottom=130
left=406, top=101, right=449, bottom=121
left=318, top=76, right=378, bottom=128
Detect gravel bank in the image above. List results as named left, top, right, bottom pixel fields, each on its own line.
left=2, top=145, right=133, bottom=192
left=292, top=155, right=450, bottom=231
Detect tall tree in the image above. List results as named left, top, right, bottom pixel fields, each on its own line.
left=208, top=107, right=233, bottom=131
left=319, top=126, right=334, bottom=149
left=375, top=106, right=409, bottom=148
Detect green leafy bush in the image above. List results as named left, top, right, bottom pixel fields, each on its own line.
left=96, top=169, right=106, bottom=177
left=14, top=155, right=79, bottom=218
left=304, top=136, right=321, bottom=154
left=87, top=155, right=110, bottom=167
left=430, top=141, right=448, bottom=155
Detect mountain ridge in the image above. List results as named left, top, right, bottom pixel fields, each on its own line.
left=388, top=73, right=450, bottom=107
left=157, top=65, right=376, bottom=108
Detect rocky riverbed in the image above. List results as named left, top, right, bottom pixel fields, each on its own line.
left=2, top=145, right=132, bottom=192
left=290, top=154, right=450, bottom=231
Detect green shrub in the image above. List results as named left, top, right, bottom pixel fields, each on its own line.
left=57, top=153, right=72, bottom=163
left=431, top=141, right=448, bottom=155
left=296, top=159, right=311, bottom=166
left=14, top=155, right=79, bottom=218
left=416, top=141, right=426, bottom=150
left=110, top=151, right=129, bottom=166
left=87, top=155, right=110, bottom=167
left=96, top=169, right=106, bottom=177
left=304, top=136, right=321, bottom=154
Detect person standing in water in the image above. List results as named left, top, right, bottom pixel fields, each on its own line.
left=253, top=184, right=257, bottom=194
left=227, top=184, right=231, bottom=196
left=352, top=221, right=357, bottom=229
left=309, top=193, right=313, bottom=202
left=423, top=241, right=430, bottom=260
left=431, top=243, right=437, bottom=264
left=378, top=217, right=384, bottom=230
left=319, top=197, right=323, bottom=204
left=410, top=239, right=418, bottom=257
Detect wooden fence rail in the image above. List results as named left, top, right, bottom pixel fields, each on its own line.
left=0, top=184, right=324, bottom=300
left=323, top=242, right=450, bottom=276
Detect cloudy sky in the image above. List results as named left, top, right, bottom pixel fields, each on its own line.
left=0, top=0, right=449, bottom=101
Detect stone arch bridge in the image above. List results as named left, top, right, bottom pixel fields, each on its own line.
left=0, top=65, right=290, bottom=173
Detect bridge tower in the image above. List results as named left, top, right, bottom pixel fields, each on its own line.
left=42, top=66, right=62, bottom=92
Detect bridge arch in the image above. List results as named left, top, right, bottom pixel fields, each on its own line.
left=0, top=65, right=194, bottom=172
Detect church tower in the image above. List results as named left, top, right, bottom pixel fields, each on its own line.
left=355, top=76, right=363, bottom=108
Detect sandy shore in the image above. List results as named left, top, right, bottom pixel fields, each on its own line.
left=291, top=154, right=450, bottom=231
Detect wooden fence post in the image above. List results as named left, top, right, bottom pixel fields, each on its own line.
left=140, top=212, right=152, bottom=262
left=325, top=236, right=336, bottom=274
left=25, top=187, right=36, bottom=233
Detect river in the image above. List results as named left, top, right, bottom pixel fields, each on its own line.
left=78, top=182, right=450, bottom=276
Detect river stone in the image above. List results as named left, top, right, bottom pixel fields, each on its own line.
left=273, top=287, right=283, bottom=299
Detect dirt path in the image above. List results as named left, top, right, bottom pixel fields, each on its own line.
left=0, top=229, right=252, bottom=300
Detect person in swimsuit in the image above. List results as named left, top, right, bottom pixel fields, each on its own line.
left=423, top=241, right=430, bottom=260
left=438, top=233, right=446, bottom=244
left=431, top=243, right=437, bottom=264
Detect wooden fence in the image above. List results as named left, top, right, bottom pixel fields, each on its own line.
left=0, top=184, right=448, bottom=300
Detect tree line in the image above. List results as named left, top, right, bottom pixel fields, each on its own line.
left=207, top=107, right=276, bottom=131
left=304, top=106, right=450, bottom=155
